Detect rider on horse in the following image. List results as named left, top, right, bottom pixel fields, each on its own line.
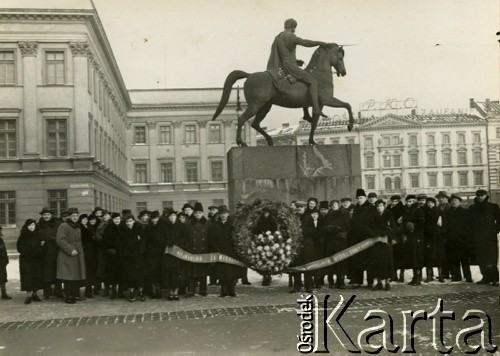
left=267, top=18, right=330, bottom=118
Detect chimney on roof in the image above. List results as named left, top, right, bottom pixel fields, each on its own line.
left=486, top=98, right=491, bottom=112
left=469, top=98, right=475, bottom=109
left=411, top=108, right=416, bottom=116
left=282, top=123, right=290, bottom=128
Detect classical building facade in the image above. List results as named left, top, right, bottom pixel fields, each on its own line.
left=470, top=98, right=500, bottom=203
left=258, top=113, right=489, bottom=203
left=0, top=2, right=254, bottom=232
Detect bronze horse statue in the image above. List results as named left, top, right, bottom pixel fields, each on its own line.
left=212, top=44, right=354, bottom=146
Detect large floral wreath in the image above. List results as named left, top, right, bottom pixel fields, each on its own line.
left=233, top=200, right=302, bottom=275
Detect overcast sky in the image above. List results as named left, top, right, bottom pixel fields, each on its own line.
left=90, top=0, right=498, bottom=127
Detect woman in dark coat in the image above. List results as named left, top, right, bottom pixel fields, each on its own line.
left=161, top=210, right=185, bottom=300
left=0, top=227, right=11, bottom=299
left=38, top=207, right=62, bottom=299
left=144, top=211, right=164, bottom=299
left=401, top=195, right=425, bottom=286
left=423, top=198, right=445, bottom=283
left=102, top=213, right=121, bottom=299
left=80, top=214, right=98, bottom=298
left=366, top=200, right=396, bottom=290
left=118, top=214, right=146, bottom=302
left=301, top=209, right=323, bottom=293
left=17, top=219, right=44, bottom=304
left=209, top=207, right=244, bottom=297
left=322, top=201, right=350, bottom=288
left=95, top=211, right=110, bottom=296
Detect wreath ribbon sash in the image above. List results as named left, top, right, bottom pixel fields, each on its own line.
left=164, top=236, right=387, bottom=272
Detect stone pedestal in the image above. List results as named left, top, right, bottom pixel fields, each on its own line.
left=227, top=145, right=362, bottom=211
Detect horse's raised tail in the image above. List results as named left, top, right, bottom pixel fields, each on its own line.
left=212, top=70, right=249, bottom=120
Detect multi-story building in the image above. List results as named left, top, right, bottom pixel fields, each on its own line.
left=0, top=2, right=254, bottom=234
left=470, top=98, right=500, bottom=203
left=258, top=113, right=489, bottom=203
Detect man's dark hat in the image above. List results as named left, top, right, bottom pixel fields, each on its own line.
left=435, top=191, right=449, bottom=198
left=426, top=197, right=437, bottom=204
left=208, top=206, right=219, bottom=210
left=123, top=213, right=136, bottom=222
left=390, top=195, right=401, bottom=201
left=60, top=210, right=70, bottom=218
left=310, top=208, right=320, bottom=215
left=111, top=212, right=121, bottom=219
left=476, top=189, right=488, bottom=197
left=93, top=206, right=103, bottom=213
left=319, top=201, right=329, bottom=209
left=295, top=201, right=307, bottom=207
left=417, top=194, right=428, bottom=200
left=39, top=207, right=54, bottom=215
left=356, top=189, right=366, bottom=198
left=121, top=209, right=132, bottom=215
left=150, top=210, right=160, bottom=219
left=218, top=205, right=229, bottom=213
left=67, top=207, right=79, bottom=215
left=368, top=192, right=377, bottom=198
left=374, top=199, right=386, bottom=207
left=449, top=194, right=462, bottom=202
left=194, top=202, right=204, bottom=213
left=340, top=197, right=352, bottom=202
left=182, top=203, right=194, bottom=211
left=405, top=194, right=417, bottom=201
left=138, top=210, right=150, bottom=219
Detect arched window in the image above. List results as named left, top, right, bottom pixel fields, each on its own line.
left=385, top=177, right=392, bottom=190
left=394, top=177, right=401, bottom=189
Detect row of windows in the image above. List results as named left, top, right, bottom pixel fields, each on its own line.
left=133, top=123, right=246, bottom=145
left=365, top=171, right=484, bottom=190
left=365, top=149, right=483, bottom=169
left=0, top=50, right=67, bottom=85
left=135, top=199, right=225, bottom=216
left=134, top=160, right=224, bottom=184
left=364, top=132, right=482, bottom=148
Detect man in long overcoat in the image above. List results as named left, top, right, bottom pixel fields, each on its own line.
left=38, top=207, right=62, bottom=299
left=209, top=206, right=244, bottom=297
left=469, top=189, right=500, bottom=286
left=401, top=195, right=425, bottom=286
left=444, top=195, right=473, bottom=283
left=56, top=208, right=86, bottom=304
left=184, top=203, right=211, bottom=296
left=348, top=189, right=374, bottom=287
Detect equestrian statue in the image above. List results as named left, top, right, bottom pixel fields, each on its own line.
left=212, top=18, right=355, bottom=146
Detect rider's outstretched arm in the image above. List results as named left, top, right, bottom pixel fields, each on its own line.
left=295, top=37, right=328, bottom=48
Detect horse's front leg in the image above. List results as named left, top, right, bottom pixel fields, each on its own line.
left=321, top=97, right=355, bottom=132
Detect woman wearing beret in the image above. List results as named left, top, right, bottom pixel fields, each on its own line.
left=17, top=219, right=45, bottom=304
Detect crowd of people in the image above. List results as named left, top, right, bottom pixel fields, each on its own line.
left=287, top=188, right=500, bottom=292
left=0, top=187, right=498, bottom=305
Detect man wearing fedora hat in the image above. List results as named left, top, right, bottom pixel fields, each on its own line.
left=469, top=189, right=500, bottom=286
left=38, top=207, right=63, bottom=299
left=56, top=208, right=86, bottom=303
left=444, top=194, right=473, bottom=283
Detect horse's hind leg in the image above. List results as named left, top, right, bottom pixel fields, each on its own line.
left=236, top=103, right=263, bottom=147
left=251, top=103, right=273, bottom=146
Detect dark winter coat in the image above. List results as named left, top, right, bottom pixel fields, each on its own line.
left=402, top=204, right=425, bottom=269
left=301, top=217, right=323, bottom=265
left=321, top=210, right=350, bottom=256
left=0, top=236, right=7, bottom=284
left=423, top=206, right=445, bottom=267
left=349, top=201, right=375, bottom=267
left=209, top=220, right=245, bottom=281
left=184, top=217, right=211, bottom=278
left=17, top=227, right=44, bottom=291
left=366, top=210, right=396, bottom=279
left=95, top=220, right=109, bottom=280
left=38, top=217, right=60, bottom=283
left=469, top=197, right=500, bottom=267
left=81, top=223, right=98, bottom=283
left=144, top=221, right=166, bottom=284
left=444, top=206, right=472, bottom=261
left=118, top=223, right=146, bottom=286
left=102, top=221, right=121, bottom=284
left=161, top=220, right=185, bottom=270
left=56, top=220, right=86, bottom=281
